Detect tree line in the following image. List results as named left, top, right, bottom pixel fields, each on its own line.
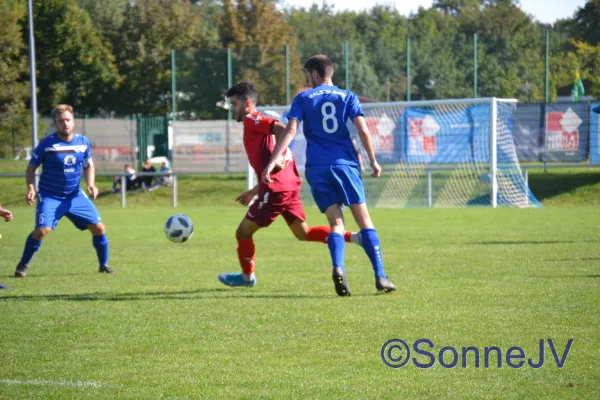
left=1, top=0, right=599, bottom=155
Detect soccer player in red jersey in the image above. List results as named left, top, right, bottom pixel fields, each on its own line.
left=218, top=82, right=359, bottom=288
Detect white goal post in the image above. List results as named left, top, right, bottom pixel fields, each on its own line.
left=255, top=97, right=541, bottom=208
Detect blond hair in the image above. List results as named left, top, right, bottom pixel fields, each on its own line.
left=51, top=104, right=74, bottom=121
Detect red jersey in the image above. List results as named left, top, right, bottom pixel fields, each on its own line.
left=243, top=112, right=301, bottom=193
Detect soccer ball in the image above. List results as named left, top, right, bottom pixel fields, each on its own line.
left=164, top=214, right=194, bottom=243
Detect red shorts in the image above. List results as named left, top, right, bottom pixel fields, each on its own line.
left=246, top=190, right=306, bottom=228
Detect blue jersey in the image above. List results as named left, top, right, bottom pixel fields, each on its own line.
left=287, top=84, right=363, bottom=166
left=30, top=133, right=93, bottom=199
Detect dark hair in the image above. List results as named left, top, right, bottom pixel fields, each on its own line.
left=304, top=55, right=334, bottom=79
left=227, top=82, right=258, bottom=104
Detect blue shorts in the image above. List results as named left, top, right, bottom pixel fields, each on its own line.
left=305, top=164, right=366, bottom=213
left=36, top=190, right=102, bottom=230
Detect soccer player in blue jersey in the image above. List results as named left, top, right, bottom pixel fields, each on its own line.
left=14, top=105, right=113, bottom=278
left=262, top=55, right=396, bottom=296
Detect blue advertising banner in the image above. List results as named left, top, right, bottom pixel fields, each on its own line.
left=591, top=103, right=600, bottom=164
left=511, top=104, right=543, bottom=162
left=402, top=104, right=490, bottom=164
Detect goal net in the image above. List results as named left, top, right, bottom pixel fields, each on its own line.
left=256, top=98, right=541, bottom=208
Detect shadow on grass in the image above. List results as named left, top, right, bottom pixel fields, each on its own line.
left=0, top=288, right=377, bottom=301
left=543, top=257, right=600, bottom=262
left=464, top=240, right=599, bottom=245
left=97, top=190, right=119, bottom=199
left=531, top=274, right=600, bottom=278
left=528, top=169, right=600, bottom=201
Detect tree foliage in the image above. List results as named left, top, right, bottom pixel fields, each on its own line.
left=219, top=0, right=304, bottom=105
left=1, top=0, right=597, bottom=126
left=27, top=0, right=120, bottom=115
left=567, top=0, right=600, bottom=46
left=0, top=0, right=31, bottom=156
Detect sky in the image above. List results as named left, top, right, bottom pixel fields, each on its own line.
left=281, top=0, right=587, bottom=24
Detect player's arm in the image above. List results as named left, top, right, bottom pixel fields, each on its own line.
left=0, top=203, right=13, bottom=222
left=25, top=163, right=38, bottom=206
left=262, top=119, right=298, bottom=183
left=25, top=140, right=45, bottom=206
left=271, top=121, right=294, bottom=171
left=83, top=161, right=99, bottom=200
left=353, top=115, right=382, bottom=178
left=272, top=121, right=286, bottom=141
left=83, top=141, right=99, bottom=199
left=236, top=184, right=259, bottom=206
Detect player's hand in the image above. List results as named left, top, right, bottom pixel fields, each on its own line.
left=370, top=160, right=382, bottom=178
left=25, top=189, right=36, bottom=206
left=261, top=162, right=276, bottom=184
left=0, top=209, right=13, bottom=222
left=88, top=185, right=99, bottom=200
left=235, top=190, right=256, bottom=206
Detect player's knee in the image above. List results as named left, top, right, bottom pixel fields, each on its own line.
left=329, top=221, right=344, bottom=234
left=33, top=227, right=51, bottom=240
left=89, top=223, right=106, bottom=235
left=235, top=225, right=252, bottom=240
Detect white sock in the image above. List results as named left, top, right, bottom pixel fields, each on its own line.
left=349, top=232, right=361, bottom=245
left=243, top=273, right=255, bottom=282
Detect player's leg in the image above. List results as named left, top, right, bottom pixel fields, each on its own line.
left=15, top=195, right=63, bottom=277
left=284, top=191, right=359, bottom=244
left=219, top=191, right=279, bottom=287
left=236, top=218, right=260, bottom=281
left=305, top=166, right=351, bottom=296
left=289, top=222, right=362, bottom=244
left=348, top=203, right=394, bottom=287
left=65, top=190, right=113, bottom=274
left=288, top=220, right=357, bottom=243
left=349, top=203, right=396, bottom=292
left=324, top=203, right=351, bottom=296
left=87, top=222, right=113, bottom=274
left=219, top=218, right=261, bottom=287
left=333, top=164, right=396, bottom=293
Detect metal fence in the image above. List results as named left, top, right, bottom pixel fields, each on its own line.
left=1, top=162, right=596, bottom=209
left=11, top=101, right=599, bottom=179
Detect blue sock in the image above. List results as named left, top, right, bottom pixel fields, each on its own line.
left=360, top=229, right=386, bottom=278
left=327, top=232, right=345, bottom=272
left=93, top=234, right=109, bottom=267
left=19, top=234, right=42, bottom=265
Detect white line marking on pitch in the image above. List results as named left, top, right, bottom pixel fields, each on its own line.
left=0, top=379, right=122, bottom=389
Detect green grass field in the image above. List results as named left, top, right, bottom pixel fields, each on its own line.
left=1, top=162, right=599, bottom=399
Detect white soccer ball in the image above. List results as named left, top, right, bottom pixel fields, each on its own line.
left=164, top=214, right=194, bottom=243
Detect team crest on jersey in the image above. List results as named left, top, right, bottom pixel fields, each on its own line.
left=247, top=114, right=261, bottom=125
left=64, top=155, right=77, bottom=166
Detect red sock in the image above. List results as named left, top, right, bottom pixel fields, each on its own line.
left=306, top=226, right=353, bottom=244
left=343, top=231, right=352, bottom=243
left=236, top=237, right=255, bottom=274
left=306, top=226, right=330, bottom=243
